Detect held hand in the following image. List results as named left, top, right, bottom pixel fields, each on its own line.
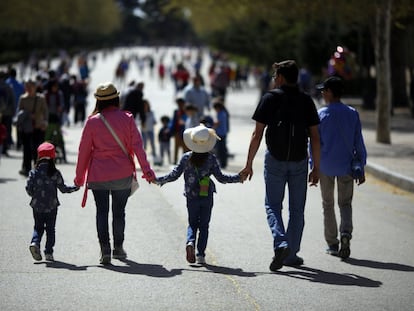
left=142, top=171, right=156, bottom=183
left=308, top=168, right=319, bottom=187
left=355, top=175, right=366, bottom=186
left=240, top=166, right=253, bottom=181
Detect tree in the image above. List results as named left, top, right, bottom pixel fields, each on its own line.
left=375, top=0, right=392, bottom=143
left=166, top=0, right=414, bottom=144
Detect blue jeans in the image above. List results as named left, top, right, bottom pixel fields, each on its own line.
left=264, top=151, right=308, bottom=260
left=31, top=209, right=57, bottom=254
left=186, top=195, right=214, bottom=257
left=92, top=189, right=130, bottom=248
left=142, top=131, right=156, bottom=158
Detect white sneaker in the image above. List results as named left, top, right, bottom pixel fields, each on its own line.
left=29, top=243, right=42, bottom=261
left=196, top=255, right=205, bottom=264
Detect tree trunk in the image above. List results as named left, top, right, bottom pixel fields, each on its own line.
left=391, top=27, right=409, bottom=109
left=375, top=0, right=392, bottom=144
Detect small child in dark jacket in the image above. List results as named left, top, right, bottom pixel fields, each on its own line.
left=157, top=115, right=172, bottom=166
left=26, top=142, right=79, bottom=261
left=154, top=124, right=244, bottom=264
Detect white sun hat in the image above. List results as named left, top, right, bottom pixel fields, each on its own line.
left=183, top=124, right=220, bottom=153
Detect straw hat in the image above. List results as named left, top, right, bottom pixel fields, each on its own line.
left=94, top=82, right=120, bottom=100
left=183, top=124, right=220, bottom=153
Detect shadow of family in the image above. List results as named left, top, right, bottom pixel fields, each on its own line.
left=38, top=256, right=414, bottom=287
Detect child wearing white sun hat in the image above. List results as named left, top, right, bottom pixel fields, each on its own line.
left=155, top=124, right=244, bottom=264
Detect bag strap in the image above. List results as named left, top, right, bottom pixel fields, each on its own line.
left=99, top=113, right=136, bottom=170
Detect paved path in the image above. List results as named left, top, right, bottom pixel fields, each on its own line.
left=1, top=47, right=413, bottom=311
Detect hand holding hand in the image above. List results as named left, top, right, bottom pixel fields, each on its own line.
left=240, top=166, right=253, bottom=181
left=355, top=175, right=366, bottom=185
left=142, top=170, right=156, bottom=183
left=308, top=168, right=319, bottom=187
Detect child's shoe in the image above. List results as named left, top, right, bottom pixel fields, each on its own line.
left=196, top=255, right=205, bottom=264
left=112, top=246, right=127, bottom=260
left=45, top=253, right=54, bottom=261
left=29, top=243, right=42, bottom=261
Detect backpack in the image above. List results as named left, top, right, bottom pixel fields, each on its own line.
left=265, top=89, right=309, bottom=161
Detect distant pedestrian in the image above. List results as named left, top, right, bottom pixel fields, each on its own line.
left=158, top=115, right=172, bottom=166
left=16, top=80, right=48, bottom=176
left=26, top=142, right=79, bottom=262
left=184, top=75, right=211, bottom=120
left=170, top=98, right=189, bottom=164
left=72, top=75, right=88, bottom=126
left=6, top=67, right=24, bottom=148
left=213, top=100, right=229, bottom=169
left=158, top=62, right=166, bottom=88
left=0, top=117, right=7, bottom=160
left=141, top=99, right=157, bottom=159
left=315, top=76, right=367, bottom=259
left=184, top=104, right=199, bottom=129
left=0, top=70, right=15, bottom=156
left=123, top=81, right=146, bottom=126
left=154, top=124, right=243, bottom=264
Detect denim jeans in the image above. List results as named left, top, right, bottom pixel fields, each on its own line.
left=186, top=195, right=214, bottom=257
left=264, top=151, right=308, bottom=260
left=92, top=189, right=130, bottom=249
left=31, top=209, right=57, bottom=254
left=142, top=131, right=156, bottom=158
left=320, top=173, right=354, bottom=246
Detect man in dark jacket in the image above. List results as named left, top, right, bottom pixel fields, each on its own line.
left=122, top=82, right=146, bottom=125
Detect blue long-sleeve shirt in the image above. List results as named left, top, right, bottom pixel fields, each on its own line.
left=318, top=102, right=367, bottom=177
left=156, top=151, right=240, bottom=199
left=26, top=162, right=78, bottom=213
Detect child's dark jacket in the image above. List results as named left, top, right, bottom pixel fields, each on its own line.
left=26, top=162, right=78, bottom=213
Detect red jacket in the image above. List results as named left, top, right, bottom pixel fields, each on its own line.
left=75, top=106, right=154, bottom=186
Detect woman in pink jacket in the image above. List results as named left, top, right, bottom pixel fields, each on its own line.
left=74, top=82, right=155, bottom=265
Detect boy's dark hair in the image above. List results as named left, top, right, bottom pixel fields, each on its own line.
left=189, top=152, right=209, bottom=168
left=273, top=60, right=298, bottom=84
left=36, top=158, right=58, bottom=177
left=160, top=115, right=170, bottom=124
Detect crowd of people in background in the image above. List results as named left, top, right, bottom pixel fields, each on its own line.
left=0, top=47, right=317, bottom=175
left=0, top=51, right=91, bottom=174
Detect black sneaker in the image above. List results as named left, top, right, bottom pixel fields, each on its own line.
left=338, top=235, right=351, bottom=259
left=112, top=247, right=127, bottom=260
left=100, top=253, right=111, bottom=265
left=284, top=256, right=304, bottom=267
left=326, top=244, right=339, bottom=256
left=269, top=247, right=290, bottom=272
left=100, top=246, right=111, bottom=265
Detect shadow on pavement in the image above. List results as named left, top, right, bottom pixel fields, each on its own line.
left=278, top=266, right=382, bottom=287
left=99, top=258, right=183, bottom=278
left=0, top=178, right=18, bottom=184
left=343, top=258, right=414, bottom=271
left=44, top=260, right=88, bottom=271
left=201, top=263, right=257, bottom=277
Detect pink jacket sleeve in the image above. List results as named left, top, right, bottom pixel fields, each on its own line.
left=74, top=121, right=93, bottom=187
left=129, top=117, right=155, bottom=182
